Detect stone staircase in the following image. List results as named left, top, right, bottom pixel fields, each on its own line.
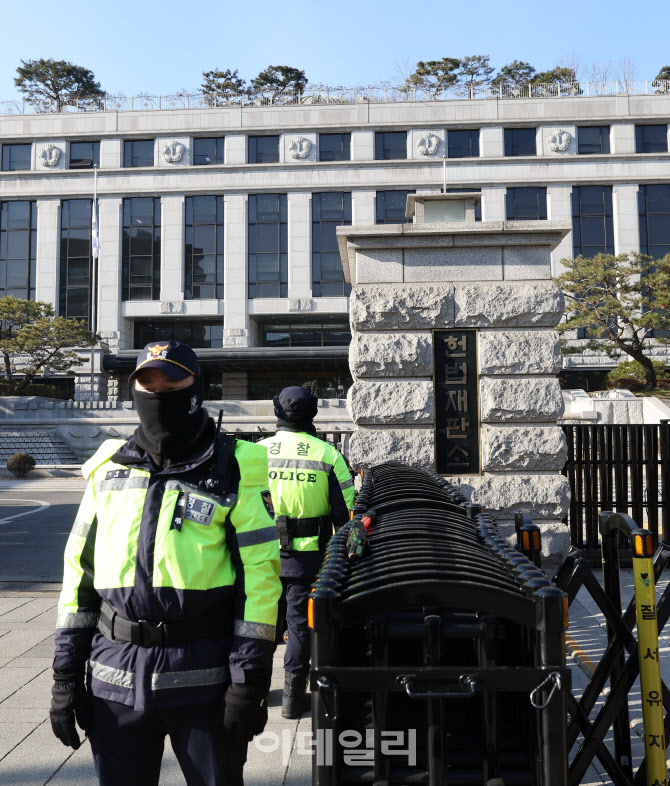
left=0, top=429, right=80, bottom=466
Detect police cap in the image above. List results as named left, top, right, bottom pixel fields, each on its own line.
left=130, top=340, right=200, bottom=382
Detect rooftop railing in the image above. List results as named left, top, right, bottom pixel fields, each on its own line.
left=1, top=80, right=669, bottom=116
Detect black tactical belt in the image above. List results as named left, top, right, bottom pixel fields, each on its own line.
left=276, top=515, right=331, bottom=552
left=97, top=600, right=232, bottom=647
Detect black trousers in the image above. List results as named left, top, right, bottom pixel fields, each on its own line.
left=282, top=577, right=313, bottom=674
left=89, top=695, right=247, bottom=786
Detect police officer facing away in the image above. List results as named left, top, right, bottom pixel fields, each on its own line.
left=50, top=341, right=281, bottom=786
left=259, top=387, right=355, bottom=718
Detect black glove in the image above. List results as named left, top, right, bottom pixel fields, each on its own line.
left=50, top=679, right=89, bottom=750
left=222, top=680, right=269, bottom=741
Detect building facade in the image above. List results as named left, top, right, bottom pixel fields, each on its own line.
left=1, top=88, right=669, bottom=399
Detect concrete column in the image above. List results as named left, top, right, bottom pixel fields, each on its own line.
left=35, top=199, right=60, bottom=307
left=611, top=123, right=636, bottom=154
left=100, top=139, right=122, bottom=169
left=223, top=194, right=250, bottom=347
left=481, top=186, right=506, bottom=222
left=351, top=130, right=374, bottom=162
left=480, top=126, right=504, bottom=157
left=613, top=184, right=640, bottom=255
left=547, top=185, right=574, bottom=276
left=352, top=190, right=376, bottom=225
left=225, top=134, right=246, bottom=165
left=287, top=192, right=311, bottom=298
left=160, top=196, right=185, bottom=302
left=97, top=197, right=123, bottom=342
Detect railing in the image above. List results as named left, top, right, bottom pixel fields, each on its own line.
left=1, top=80, right=669, bottom=116
left=562, top=423, right=670, bottom=553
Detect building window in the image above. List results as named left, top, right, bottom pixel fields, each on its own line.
left=185, top=196, right=224, bottom=300
left=1, top=144, right=31, bottom=172
left=635, top=125, right=668, bottom=154
left=504, top=128, right=537, bottom=157
left=260, top=321, right=351, bottom=347
left=506, top=187, right=547, bottom=220
left=375, top=132, right=407, bottom=160
left=446, top=188, right=482, bottom=222
left=571, top=186, right=614, bottom=258
left=248, top=194, right=287, bottom=298
left=0, top=201, right=37, bottom=299
left=60, top=199, right=94, bottom=326
left=319, top=133, right=350, bottom=162
left=577, top=127, right=610, bottom=155
left=312, top=192, right=352, bottom=297
left=248, top=370, right=352, bottom=401
left=122, top=197, right=161, bottom=301
left=123, top=140, right=155, bottom=168
left=375, top=191, right=414, bottom=224
left=69, top=141, right=100, bottom=169
left=134, top=320, right=223, bottom=349
left=248, top=136, right=279, bottom=164
left=448, top=130, right=479, bottom=158
left=639, top=185, right=670, bottom=260
left=193, top=137, right=224, bottom=165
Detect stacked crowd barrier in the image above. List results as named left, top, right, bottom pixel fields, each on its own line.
left=309, top=462, right=571, bottom=786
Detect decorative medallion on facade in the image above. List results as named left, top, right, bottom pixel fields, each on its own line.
left=288, top=298, right=313, bottom=312
left=416, top=133, right=441, bottom=156
left=39, top=145, right=61, bottom=167
left=162, top=141, right=185, bottom=163
left=546, top=129, right=572, bottom=152
left=289, top=137, right=312, bottom=159
left=160, top=301, right=184, bottom=314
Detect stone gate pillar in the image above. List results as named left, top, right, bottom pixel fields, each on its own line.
left=337, top=193, right=572, bottom=556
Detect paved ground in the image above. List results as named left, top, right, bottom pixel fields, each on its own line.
left=0, top=482, right=667, bottom=784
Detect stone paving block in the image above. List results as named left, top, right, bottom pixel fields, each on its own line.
left=12, top=634, right=55, bottom=660
left=0, top=721, right=40, bottom=760
left=1, top=667, right=51, bottom=709
left=0, top=599, right=57, bottom=624
left=0, top=629, right=53, bottom=659
left=0, top=719, right=73, bottom=786
left=0, top=666, right=45, bottom=703
left=0, top=706, right=48, bottom=723
left=39, top=742, right=96, bottom=786
left=5, top=657, right=52, bottom=669
left=0, top=599, right=31, bottom=617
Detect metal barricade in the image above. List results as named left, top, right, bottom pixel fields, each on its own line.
left=309, top=462, right=570, bottom=786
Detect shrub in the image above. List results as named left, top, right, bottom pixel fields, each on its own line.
left=6, top=453, right=36, bottom=478
left=0, top=382, right=69, bottom=399
left=606, top=377, right=647, bottom=392
left=608, top=360, right=668, bottom=382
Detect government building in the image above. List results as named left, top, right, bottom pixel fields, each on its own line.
left=0, top=85, right=669, bottom=400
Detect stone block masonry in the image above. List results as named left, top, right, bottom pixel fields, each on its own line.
left=339, top=207, right=573, bottom=557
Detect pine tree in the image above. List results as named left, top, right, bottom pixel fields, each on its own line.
left=15, top=59, right=104, bottom=110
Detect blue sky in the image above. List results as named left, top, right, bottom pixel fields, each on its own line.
left=0, top=0, right=666, bottom=100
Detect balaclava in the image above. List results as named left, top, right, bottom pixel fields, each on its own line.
left=273, top=386, right=318, bottom=435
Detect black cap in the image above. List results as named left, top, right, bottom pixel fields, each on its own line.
left=130, top=341, right=200, bottom=382
left=274, top=386, right=319, bottom=422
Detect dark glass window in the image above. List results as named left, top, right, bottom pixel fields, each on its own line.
left=577, top=127, right=610, bottom=155
left=446, top=188, right=482, bottom=222
left=248, top=136, right=279, bottom=164
left=123, top=140, right=155, bottom=168
left=248, top=194, right=287, bottom=298
left=260, top=321, right=351, bottom=347
left=1, top=144, right=31, bottom=171
left=185, top=196, right=224, bottom=300
left=247, top=369, right=352, bottom=401
left=319, top=133, right=350, bottom=162
left=571, top=186, right=614, bottom=257
left=312, top=192, right=352, bottom=297
left=69, top=141, right=100, bottom=169
left=60, top=199, right=95, bottom=326
left=448, top=130, right=479, bottom=158
left=375, top=191, right=414, bottom=224
left=134, top=320, right=223, bottom=349
left=635, top=125, right=668, bottom=154
left=193, top=137, right=224, bottom=165
left=0, top=201, right=37, bottom=299
left=504, top=128, right=537, bottom=157
left=639, top=185, right=670, bottom=260
left=506, top=187, right=547, bottom=220
left=375, top=132, right=407, bottom=160
left=122, top=197, right=161, bottom=300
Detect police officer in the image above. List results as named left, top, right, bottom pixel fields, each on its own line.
left=259, top=386, right=354, bottom=718
left=49, top=341, right=281, bottom=786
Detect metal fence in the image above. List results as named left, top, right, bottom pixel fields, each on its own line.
left=2, top=80, right=669, bottom=116
left=562, top=423, right=670, bottom=552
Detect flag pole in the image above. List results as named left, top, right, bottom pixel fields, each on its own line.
left=90, top=166, right=99, bottom=401
left=442, top=155, right=447, bottom=194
